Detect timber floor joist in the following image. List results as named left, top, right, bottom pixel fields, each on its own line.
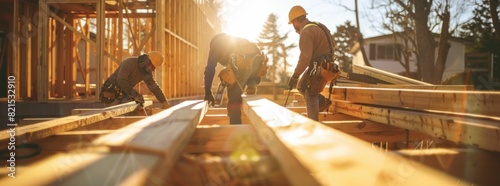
left=3, top=95, right=495, bottom=185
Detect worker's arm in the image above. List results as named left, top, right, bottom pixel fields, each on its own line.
left=144, top=74, right=167, bottom=103
left=204, top=48, right=219, bottom=94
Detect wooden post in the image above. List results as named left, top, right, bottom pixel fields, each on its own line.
left=85, top=15, right=91, bottom=97
left=156, top=0, right=165, bottom=92
left=37, top=0, right=49, bottom=101
left=65, top=14, right=75, bottom=98
left=96, top=0, right=105, bottom=101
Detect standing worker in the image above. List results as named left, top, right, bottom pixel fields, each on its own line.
left=100, top=51, right=172, bottom=109
left=204, top=33, right=268, bottom=124
left=287, top=5, right=337, bottom=121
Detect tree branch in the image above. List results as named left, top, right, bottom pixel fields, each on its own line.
left=490, top=0, right=500, bottom=39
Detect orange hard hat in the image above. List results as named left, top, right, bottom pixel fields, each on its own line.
left=148, top=51, right=164, bottom=68
left=288, top=5, right=307, bottom=24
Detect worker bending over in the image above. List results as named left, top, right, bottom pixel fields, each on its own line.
left=204, top=33, right=268, bottom=124
left=100, top=51, right=171, bottom=109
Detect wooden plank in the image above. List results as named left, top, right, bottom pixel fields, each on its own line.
left=334, top=100, right=500, bottom=152
left=71, top=116, right=146, bottom=131
left=333, top=84, right=474, bottom=91
left=19, top=118, right=56, bottom=125
left=206, top=107, right=228, bottom=114
left=185, top=125, right=268, bottom=153
left=330, top=86, right=500, bottom=117
left=352, top=64, right=432, bottom=85
left=0, top=101, right=151, bottom=145
left=396, top=148, right=500, bottom=186
left=71, top=108, right=103, bottom=115
left=242, top=95, right=467, bottom=186
left=0, top=100, right=207, bottom=185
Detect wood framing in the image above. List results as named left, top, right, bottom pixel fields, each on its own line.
left=242, top=95, right=467, bottom=185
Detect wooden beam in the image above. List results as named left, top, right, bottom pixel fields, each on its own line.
left=352, top=64, right=432, bottom=85
left=242, top=95, right=467, bottom=186
left=47, top=11, right=121, bottom=65
left=206, top=108, right=228, bottom=114
left=72, top=116, right=146, bottom=131
left=95, top=0, right=105, bottom=100
left=19, top=118, right=56, bottom=125
left=396, top=148, right=500, bottom=186
left=0, top=101, right=151, bottom=145
left=330, top=86, right=500, bottom=117
left=184, top=125, right=268, bottom=153
left=71, top=108, right=104, bottom=115
left=38, top=0, right=49, bottom=101
left=334, top=100, right=500, bottom=152
left=335, top=84, right=474, bottom=91
left=0, top=100, right=207, bottom=185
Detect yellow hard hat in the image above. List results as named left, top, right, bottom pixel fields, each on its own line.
left=288, top=5, right=307, bottom=24
left=148, top=51, right=164, bottom=68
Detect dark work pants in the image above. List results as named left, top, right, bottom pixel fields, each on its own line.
left=226, top=60, right=262, bottom=124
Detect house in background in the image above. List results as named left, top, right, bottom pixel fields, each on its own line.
left=349, top=34, right=491, bottom=83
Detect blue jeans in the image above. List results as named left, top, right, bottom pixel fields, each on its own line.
left=298, top=74, right=319, bottom=121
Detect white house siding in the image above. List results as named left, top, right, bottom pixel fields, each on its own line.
left=361, top=36, right=419, bottom=74
left=353, top=35, right=466, bottom=82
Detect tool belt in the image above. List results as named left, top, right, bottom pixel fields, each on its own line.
left=316, top=55, right=341, bottom=81
left=218, top=66, right=237, bottom=85
left=100, top=80, right=122, bottom=104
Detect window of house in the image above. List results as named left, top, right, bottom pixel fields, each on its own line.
left=369, top=43, right=400, bottom=60
left=377, top=45, right=394, bottom=60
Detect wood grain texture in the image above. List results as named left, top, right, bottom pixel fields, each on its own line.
left=242, top=95, right=466, bottom=186
left=335, top=100, right=500, bottom=152
left=0, top=101, right=152, bottom=145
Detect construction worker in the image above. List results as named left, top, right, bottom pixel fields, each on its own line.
left=287, top=5, right=335, bottom=121
left=100, top=51, right=172, bottom=109
left=204, top=33, right=268, bottom=124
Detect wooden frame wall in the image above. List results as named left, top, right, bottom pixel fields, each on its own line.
left=7, top=0, right=219, bottom=101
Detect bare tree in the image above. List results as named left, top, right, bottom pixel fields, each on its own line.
left=490, top=0, right=500, bottom=39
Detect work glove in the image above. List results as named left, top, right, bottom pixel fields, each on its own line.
left=204, top=93, right=215, bottom=106
left=288, top=76, right=299, bottom=90
left=134, top=94, right=145, bottom=105
left=161, top=101, right=172, bottom=109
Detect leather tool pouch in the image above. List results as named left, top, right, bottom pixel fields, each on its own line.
left=218, top=67, right=237, bottom=85
left=318, top=55, right=341, bottom=81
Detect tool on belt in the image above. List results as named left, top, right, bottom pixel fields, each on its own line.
left=218, top=53, right=245, bottom=92
left=100, top=81, right=122, bottom=104
left=213, top=81, right=227, bottom=106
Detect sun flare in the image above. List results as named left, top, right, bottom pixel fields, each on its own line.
left=221, top=0, right=271, bottom=42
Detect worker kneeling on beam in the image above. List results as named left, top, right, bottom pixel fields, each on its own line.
left=100, top=51, right=172, bottom=109
left=204, top=33, right=268, bottom=124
